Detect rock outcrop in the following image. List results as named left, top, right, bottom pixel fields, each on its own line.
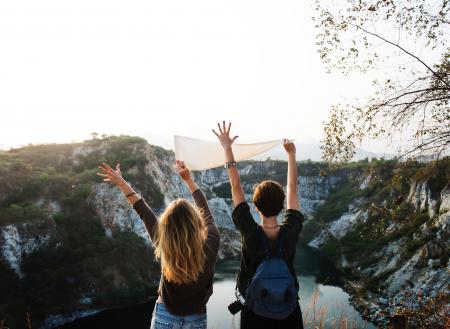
left=1, top=138, right=448, bottom=329
left=0, top=219, right=55, bottom=278
left=308, top=176, right=450, bottom=327
left=0, top=139, right=343, bottom=276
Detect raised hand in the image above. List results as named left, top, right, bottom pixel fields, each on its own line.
left=97, top=162, right=125, bottom=186
left=212, top=121, right=238, bottom=149
left=175, top=160, right=192, bottom=181
left=284, top=138, right=299, bottom=210
left=212, top=121, right=245, bottom=205
left=283, top=139, right=296, bottom=155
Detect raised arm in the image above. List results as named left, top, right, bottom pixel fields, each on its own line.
left=97, top=162, right=141, bottom=205
left=213, top=121, right=245, bottom=206
left=175, top=160, right=215, bottom=220
left=175, top=160, right=199, bottom=193
left=283, top=139, right=300, bottom=210
left=175, top=160, right=220, bottom=250
left=97, top=162, right=158, bottom=240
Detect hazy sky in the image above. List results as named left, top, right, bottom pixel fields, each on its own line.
left=0, top=0, right=432, bottom=153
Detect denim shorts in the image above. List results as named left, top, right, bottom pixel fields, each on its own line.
left=150, top=302, right=207, bottom=329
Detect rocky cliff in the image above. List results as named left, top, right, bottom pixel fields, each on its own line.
left=302, top=160, right=449, bottom=328
left=0, top=136, right=343, bottom=328
left=0, top=137, right=448, bottom=328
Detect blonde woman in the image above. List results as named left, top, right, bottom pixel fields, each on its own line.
left=97, top=160, right=220, bottom=329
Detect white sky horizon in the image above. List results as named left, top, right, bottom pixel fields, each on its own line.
left=0, top=0, right=442, bottom=156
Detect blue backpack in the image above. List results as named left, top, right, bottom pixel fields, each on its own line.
left=244, top=228, right=298, bottom=319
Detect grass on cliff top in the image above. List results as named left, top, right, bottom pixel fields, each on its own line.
left=0, top=136, right=170, bottom=328
left=0, top=135, right=165, bottom=212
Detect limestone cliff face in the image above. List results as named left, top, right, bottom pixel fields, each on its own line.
left=298, top=175, right=341, bottom=217
left=0, top=140, right=340, bottom=277
left=0, top=139, right=343, bottom=329
left=1, top=138, right=447, bottom=328
left=307, top=175, right=450, bottom=327
left=0, top=197, right=58, bottom=278
left=86, top=158, right=340, bottom=259
left=89, top=184, right=150, bottom=243
left=0, top=219, right=55, bottom=278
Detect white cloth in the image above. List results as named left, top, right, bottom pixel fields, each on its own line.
left=174, top=135, right=281, bottom=171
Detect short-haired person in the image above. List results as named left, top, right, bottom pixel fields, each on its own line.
left=213, top=121, right=304, bottom=329
left=97, top=160, right=220, bottom=329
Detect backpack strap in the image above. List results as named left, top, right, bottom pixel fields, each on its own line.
left=257, top=227, right=286, bottom=258
left=274, top=228, right=286, bottom=257
left=257, top=227, right=271, bottom=256
left=234, top=228, right=287, bottom=296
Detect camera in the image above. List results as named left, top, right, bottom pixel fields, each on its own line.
left=228, top=299, right=244, bottom=315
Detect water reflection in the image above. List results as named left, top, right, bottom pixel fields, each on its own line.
left=207, top=245, right=375, bottom=329
left=59, top=245, right=376, bottom=329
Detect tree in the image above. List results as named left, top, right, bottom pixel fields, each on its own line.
left=314, top=0, right=450, bottom=162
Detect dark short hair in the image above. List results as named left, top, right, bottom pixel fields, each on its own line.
left=252, top=180, right=285, bottom=217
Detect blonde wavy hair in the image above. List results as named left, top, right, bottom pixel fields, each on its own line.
left=155, top=198, right=206, bottom=285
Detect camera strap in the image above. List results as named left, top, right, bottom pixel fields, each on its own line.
left=235, top=287, right=245, bottom=304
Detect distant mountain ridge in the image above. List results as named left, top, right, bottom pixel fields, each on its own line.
left=140, top=133, right=393, bottom=161
left=0, top=133, right=393, bottom=161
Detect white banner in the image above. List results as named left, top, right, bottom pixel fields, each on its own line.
left=174, top=135, right=281, bottom=171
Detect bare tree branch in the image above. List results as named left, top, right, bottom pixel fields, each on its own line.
left=343, top=21, right=450, bottom=88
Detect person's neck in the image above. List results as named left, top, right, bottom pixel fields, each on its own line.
left=261, top=215, right=278, bottom=228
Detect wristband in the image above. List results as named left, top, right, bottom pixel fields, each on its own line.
left=224, top=161, right=237, bottom=169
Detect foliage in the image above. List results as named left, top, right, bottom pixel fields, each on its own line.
left=2, top=209, right=158, bottom=328
left=239, top=160, right=287, bottom=185
left=0, top=137, right=167, bottom=328
left=0, top=261, right=20, bottom=321
left=338, top=211, right=390, bottom=265
left=314, top=0, right=450, bottom=162
left=339, top=199, right=430, bottom=268
left=150, top=145, right=173, bottom=159
left=396, top=292, right=450, bottom=329
left=0, top=157, right=35, bottom=205
left=320, top=235, right=341, bottom=261
left=125, top=172, right=164, bottom=209
left=0, top=204, right=48, bottom=226
left=212, top=182, right=232, bottom=199
left=0, top=137, right=447, bottom=328
left=8, top=143, right=77, bottom=172
left=235, top=159, right=347, bottom=186
left=299, top=220, right=322, bottom=243
left=73, top=136, right=149, bottom=174
left=412, top=157, right=450, bottom=197
left=92, top=281, right=156, bottom=308
left=298, top=161, right=330, bottom=177
left=314, top=179, right=363, bottom=223
left=299, top=159, right=374, bottom=243
left=309, top=157, right=447, bottom=276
